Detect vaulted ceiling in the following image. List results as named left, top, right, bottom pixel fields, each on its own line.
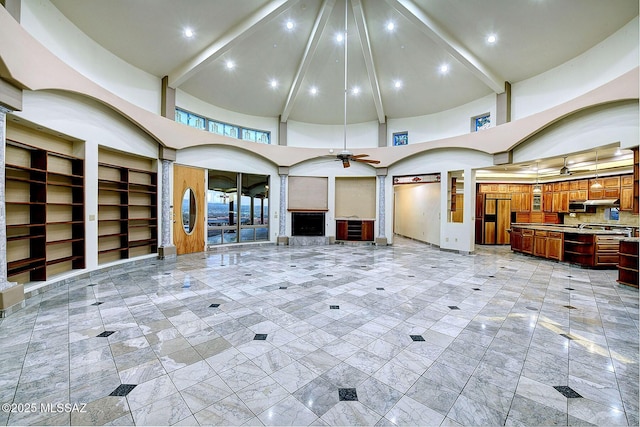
left=50, top=0, right=637, bottom=125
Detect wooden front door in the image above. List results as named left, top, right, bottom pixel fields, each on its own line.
left=173, top=164, right=205, bottom=255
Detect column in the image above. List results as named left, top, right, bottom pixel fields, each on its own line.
left=158, top=147, right=177, bottom=259
left=376, top=168, right=388, bottom=245
left=277, top=167, right=289, bottom=245
left=0, top=106, right=23, bottom=314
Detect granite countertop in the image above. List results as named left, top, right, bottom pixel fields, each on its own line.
left=620, top=237, right=640, bottom=243
left=510, top=223, right=631, bottom=235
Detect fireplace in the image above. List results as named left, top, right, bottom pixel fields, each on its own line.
left=292, top=212, right=325, bottom=236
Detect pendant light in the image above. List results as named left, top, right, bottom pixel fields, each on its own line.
left=591, top=151, right=603, bottom=189
left=532, top=162, right=542, bottom=193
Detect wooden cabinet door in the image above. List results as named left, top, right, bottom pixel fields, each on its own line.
left=543, top=193, right=553, bottom=212
left=552, top=193, right=561, bottom=212
left=522, top=233, right=533, bottom=254
left=547, top=237, right=563, bottom=261
left=496, top=199, right=511, bottom=244
left=533, top=236, right=547, bottom=257
left=560, top=192, right=569, bottom=212
left=604, top=187, right=620, bottom=199
left=620, top=187, right=634, bottom=211
left=361, top=221, right=374, bottom=241
left=336, top=220, right=348, bottom=240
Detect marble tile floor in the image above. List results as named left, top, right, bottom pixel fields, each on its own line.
left=0, top=237, right=637, bottom=426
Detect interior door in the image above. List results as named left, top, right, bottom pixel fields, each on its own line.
left=496, top=199, right=511, bottom=244
left=173, top=164, right=205, bottom=255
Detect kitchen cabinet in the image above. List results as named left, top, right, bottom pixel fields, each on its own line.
left=595, top=235, right=620, bottom=267
left=617, top=239, right=639, bottom=288
left=564, top=233, right=595, bottom=267
left=543, top=192, right=553, bottom=212
left=620, top=174, right=634, bottom=211
left=533, top=230, right=548, bottom=257
left=547, top=232, right=563, bottom=261
left=521, top=229, right=533, bottom=254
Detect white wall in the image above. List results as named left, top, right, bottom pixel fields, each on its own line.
left=20, top=0, right=161, bottom=113
left=512, top=17, right=639, bottom=120
left=287, top=120, right=378, bottom=149
left=513, top=101, right=639, bottom=163
left=387, top=94, right=496, bottom=145
left=394, top=183, right=441, bottom=245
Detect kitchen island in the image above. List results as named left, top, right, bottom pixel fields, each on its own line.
left=509, top=223, right=633, bottom=268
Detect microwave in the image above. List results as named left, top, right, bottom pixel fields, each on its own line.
left=568, top=201, right=587, bottom=212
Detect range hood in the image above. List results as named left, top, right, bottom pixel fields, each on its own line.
left=583, top=199, right=619, bottom=207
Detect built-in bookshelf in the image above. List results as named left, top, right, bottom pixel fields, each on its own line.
left=6, top=140, right=85, bottom=283
left=97, top=151, right=157, bottom=264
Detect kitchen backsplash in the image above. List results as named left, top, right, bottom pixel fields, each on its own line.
left=563, top=206, right=639, bottom=226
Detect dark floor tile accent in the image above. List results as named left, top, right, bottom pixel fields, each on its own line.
left=209, top=303, right=220, bottom=308
left=431, top=266, right=437, bottom=268
left=563, top=305, right=578, bottom=310
left=567, top=275, right=573, bottom=278
left=472, top=288, right=481, bottom=291
left=559, top=333, right=575, bottom=340
left=565, top=287, right=575, bottom=291
left=254, top=334, right=268, bottom=340
left=338, top=388, right=358, bottom=401
left=526, top=306, right=539, bottom=311
left=410, top=335, right=425, bottom=342
left=290, top=265, right=296, bottom=267
left=488, top=275, right=495, bottom=278
left=408, top=275, right=415, bottom=277
left=164, top=272, right=172, bottom=275
left=376, top=288, right=385, bottom=291
left=279, top=286, right=288, bottom=290
left=448, top=306, right=460, bottom=310
left=88, top=284, right=97, bottom=287
left=109, top=384, right=137, bottom=396
left=97, top=331, right=115, bottom=338
left=326, top=274, right=333, bottom=277
left=553, top=385, right=582, bottom=398
left=330, top=305, right=339, bottom=310
left=91, top=302, right=104, bottom=306
left=245, top=274, right=252, bottom=276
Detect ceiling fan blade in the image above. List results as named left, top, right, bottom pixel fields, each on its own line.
left=351, top=154, right=370, bottom=159
left=354, top=158, right=380, bottom=164
left=341, top=158, right=350, bottom=168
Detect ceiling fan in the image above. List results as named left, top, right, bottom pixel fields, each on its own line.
left=559, top=156, right=589, bottom=176
left=333, top=0, right=380, bottom=169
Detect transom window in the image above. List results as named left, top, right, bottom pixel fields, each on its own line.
left=175, top=108, right=270, bottom=144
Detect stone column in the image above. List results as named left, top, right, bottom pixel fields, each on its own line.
left=277, top=167, right=289, bottom=245
left=376, top=168, right=388, bottom=245
left=0, top=106, right=23, bottom=314
left=158, top=147, right=177, bottom=259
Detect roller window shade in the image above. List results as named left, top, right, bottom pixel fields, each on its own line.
left=288, top=176, right=328, bottom=210
left=335, top=177, right=376, bottom=219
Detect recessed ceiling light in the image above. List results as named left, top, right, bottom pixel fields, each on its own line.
left=270, top=79, right=278, bottom=88
left=439, top=64, right=449, bottom=73
left=183, top=28, right=194, bottom=38
left=225, top=60, right=235, bottom=70
left=336, top=33, right=344, bottom=43
left=386, top=22, right=395, bottom=31
left=352, top=87, right=360, bottom=95
left=310, top=87, right=318, bottom=95
left=487, top=34, right=497, bottom=44
left=394, top=80, right=402, bottom=89
left=286, top=20, right=294, bottom=30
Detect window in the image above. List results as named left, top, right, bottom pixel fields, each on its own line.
left=207, top=170, right=269, bottom=245
left=175, top=108, right=270, bottom=144
left=472, top=114, right=490, bottom=132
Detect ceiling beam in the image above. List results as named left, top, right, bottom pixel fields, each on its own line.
left=351, top=0, right=385, bottom=124
left=280, top=0, right=336, bottom=122
left=168, top=0, right=298, bottom=88
left=384, top=0, right=505, bottom=93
